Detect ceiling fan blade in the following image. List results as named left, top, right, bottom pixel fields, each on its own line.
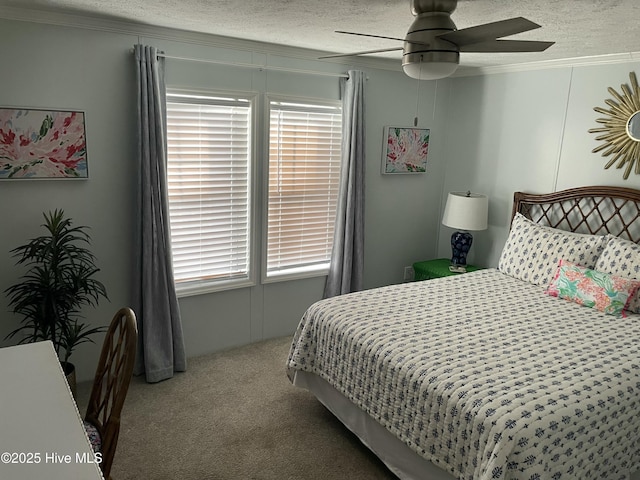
left=335, top=30, right=430, bottom=47
left=335, top=30, right=407, bottom=43
left=459, top=39, right=555, bottom=53
left=318, top=47, right=403, bottom=59
left=438, top=17, right=542, bottom=47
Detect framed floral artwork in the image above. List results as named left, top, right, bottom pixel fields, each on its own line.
left=381, top=126, right=429, bottom=174
left=0, top=107, right=88, bottom=179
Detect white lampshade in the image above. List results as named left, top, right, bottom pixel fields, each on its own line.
left=442, top=191, right=488, bottom=231
left=403, top=61, right=458, bottom=80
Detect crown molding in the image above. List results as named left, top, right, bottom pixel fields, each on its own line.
left=0, top=6, right=402, bottom=74
left=3, top=6, right=640, bottom=79
left=454, top=52, right=640, bottom=77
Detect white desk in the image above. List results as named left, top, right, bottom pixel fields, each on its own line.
left=0, top=341, right=103, bottom=479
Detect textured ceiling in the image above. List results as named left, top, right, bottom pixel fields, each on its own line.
left=3, top=0, right=640, bottom=70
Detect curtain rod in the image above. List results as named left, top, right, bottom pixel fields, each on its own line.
left=156, top=53, right=350, bottom=79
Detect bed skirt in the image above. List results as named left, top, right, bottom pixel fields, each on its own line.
left=292, top=370, right=455, bottom=480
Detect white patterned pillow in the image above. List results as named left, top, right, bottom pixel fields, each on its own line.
left=595, top=235, right=640, bottom=313
left=498, top=213, right=607, bottom=286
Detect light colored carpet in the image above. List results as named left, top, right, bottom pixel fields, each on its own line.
left=76, top=336, right=397, bottom=480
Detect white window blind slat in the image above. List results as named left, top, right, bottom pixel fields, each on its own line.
left=266, top=100, right=342, bottom=276
left=166, top=92, right=251, bottom=286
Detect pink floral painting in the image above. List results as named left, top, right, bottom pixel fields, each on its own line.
left=0, top=108, right=88, bottom=179
left=382, top=126, right=429, bottom=174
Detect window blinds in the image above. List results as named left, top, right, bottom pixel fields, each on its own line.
left=267, top=100, right=342, bottom=276
left=166, top=93, right=251, bottom=287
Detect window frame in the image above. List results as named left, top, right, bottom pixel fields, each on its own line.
left=165, top=87, right=259, bottom=297
left=261, top=94, right=343, bottom=284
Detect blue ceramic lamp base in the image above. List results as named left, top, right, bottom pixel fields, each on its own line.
left=450, top=231, right=473, bottom=270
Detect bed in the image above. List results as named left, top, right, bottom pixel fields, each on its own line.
left=287, top=186, right=640, bottom=480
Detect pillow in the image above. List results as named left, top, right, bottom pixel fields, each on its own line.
left=595, top=235, right=640, bottom=313
left=498, top=213, right=607, bottom=286
left=546, top=259, right=640, bottom=317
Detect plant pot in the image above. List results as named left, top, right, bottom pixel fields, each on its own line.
left=61, top=361, right=77, bottom=400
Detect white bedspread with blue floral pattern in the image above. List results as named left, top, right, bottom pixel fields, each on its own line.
left=287, top=269, right=640, bottom=480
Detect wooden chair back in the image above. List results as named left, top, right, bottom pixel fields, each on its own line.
left=85, top=307, right=137, bottom=479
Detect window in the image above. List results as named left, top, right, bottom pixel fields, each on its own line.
left=266, top=99, right=342, bottom=279
left=166, top=91, right=252, bottom=295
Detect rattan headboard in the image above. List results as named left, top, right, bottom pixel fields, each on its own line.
left=512, top=186, right=640, bottom=243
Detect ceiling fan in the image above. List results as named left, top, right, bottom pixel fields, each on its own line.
left=320, top=0, right=554, bottom=80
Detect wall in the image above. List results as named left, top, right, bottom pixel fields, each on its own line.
left=0, top=19, right=138, bottom=382
left=8, top=12, right=638, bottom=383
left=0, top=15, right=447, bottom=381
left=438, top=61, right=640, bottom=267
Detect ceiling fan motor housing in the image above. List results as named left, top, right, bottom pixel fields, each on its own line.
left=403, top=11, right=460, bottom=75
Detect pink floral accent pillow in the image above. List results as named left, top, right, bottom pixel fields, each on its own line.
left=546, top=259, right=640, bottom=317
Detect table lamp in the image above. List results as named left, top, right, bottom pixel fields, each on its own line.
left=441, top=191, right=488, bottom=272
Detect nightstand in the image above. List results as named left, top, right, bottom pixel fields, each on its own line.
left=412, top=258, right=481, bottom=281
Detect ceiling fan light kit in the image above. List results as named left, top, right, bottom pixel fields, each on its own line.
left=403, top=57, right=458, bottom=80
left=323, top=0, right=554, bottom=80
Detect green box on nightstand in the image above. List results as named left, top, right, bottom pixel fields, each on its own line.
left=412, top=258, right=481, bottom=281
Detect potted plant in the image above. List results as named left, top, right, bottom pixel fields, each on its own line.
left=4, top=209, right=108, bottom=395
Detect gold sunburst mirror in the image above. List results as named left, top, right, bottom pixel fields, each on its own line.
left=589, top=71, right=640, bottom=179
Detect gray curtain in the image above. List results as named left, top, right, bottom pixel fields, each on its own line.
left=133, top=44, right=186, bottom=383
left=324, top=70, right=366, bottom=298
